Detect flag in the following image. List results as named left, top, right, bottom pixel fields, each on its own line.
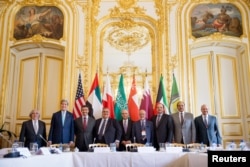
left=114, top=74, right=127, bottom=121
left=140, top=76, right=153, bottom=120
left=154, top=75, right=169, bottom=115
left=102, top=74, right=115, bottom=119
left=72, top=74, right=85, bottom=119
left=128, top=75, right=139, bottom=121
left=169, top=73, right=180, bottom=114
left=86, top=73, right=102, bottom=119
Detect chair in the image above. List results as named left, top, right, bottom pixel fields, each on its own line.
left=125, top=143, right=145, bottom=152
left=187, top=143, right=207, bottom=149
left=50, top=143, right=72, bottom=152
left=169, top=143, right=186, bottom=148
left=50, top=143, right=69, bottom=148
left=88, top=143, right=108, bottom=149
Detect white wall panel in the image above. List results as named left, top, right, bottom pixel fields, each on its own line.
left=42, top=56, right=63, bottom=119
left=217, top=56, right=240, bottom=118
left=17, top=57, right=39, bottom=119
left=192, top=55, right=214, bottom=116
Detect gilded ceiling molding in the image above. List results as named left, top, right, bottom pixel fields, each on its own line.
left=105, top=18, right=150, bottom=54
left=118, top=0, right=136, bottom=10
left=17, top=0, right=62, bottom=6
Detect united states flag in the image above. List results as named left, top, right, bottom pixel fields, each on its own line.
left=73, top=74, right=85, bottom=119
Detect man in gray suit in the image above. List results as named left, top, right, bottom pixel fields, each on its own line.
left=194, top=104, right=222, bottom=146
left=172, top=101, right=195, bottom=144
left=74, top=105, right=96, bottom=151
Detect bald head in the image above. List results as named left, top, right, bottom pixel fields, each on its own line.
left=139, top=110, right=146, bottom=120
left=201, top=104, right=209, bottom=115
left=121, top=109, right=129, bottom=120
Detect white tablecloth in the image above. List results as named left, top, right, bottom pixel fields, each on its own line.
left=0, top=149, right=207, bottom=167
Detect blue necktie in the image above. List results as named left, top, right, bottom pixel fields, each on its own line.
left=62, top=111, right=66, bottom=126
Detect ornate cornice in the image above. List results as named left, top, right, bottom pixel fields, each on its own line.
left=17, top=0, right=62, bottom=6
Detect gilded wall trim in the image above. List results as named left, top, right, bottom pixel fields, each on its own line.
left=222, top=122, right=243, bottom=136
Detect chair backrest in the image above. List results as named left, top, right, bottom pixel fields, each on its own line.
left=125, top=143, right=144, bottom=152
left=169, top=143, right=186, bottom=148
left=187, top=143, right=207, bottom=149
left=89, top=143, right=108, bottom=149
left=50, top=143, right=69, bottom=148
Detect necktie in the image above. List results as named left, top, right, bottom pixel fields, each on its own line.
left=204, top=116, right=208, bottom=128
left=180, top=112, right=184, bottom=125
left=83, top=117, right=87, bottom=130
left=156, top=115, right=161, bottom=127
left=98, top=119, right=106, bottom=140
left=34, top=120, right=38, bottom=134
left=141, top=120, right=145, bottom=130
left=124, top=120, right=127, bottom=133
left=62, top=111, right=66, bottom=126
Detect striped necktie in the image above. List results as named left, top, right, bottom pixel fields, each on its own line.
left=203, top=116, right=208, bottom=128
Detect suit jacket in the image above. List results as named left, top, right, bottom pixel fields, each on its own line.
left=172, top=112, right=196, bottom=144
left=48, top=110, right=74, bottom=144
left=194, top=115, right=221, bottom=145
left=119, top=119, right=133, bottom=151
left=19, top=120, right=47, bottom=148
left=151, top=114, right=174, bottom=149
left=132, top=120, right=154, bottom=144
left=74, top=116, right=96, bottom=151
left=94, top=118, right=122, bottom=145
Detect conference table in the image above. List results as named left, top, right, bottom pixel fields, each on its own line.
left=0, top=149, right=207, bottom=167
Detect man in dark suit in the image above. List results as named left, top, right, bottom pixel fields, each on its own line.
left=132, top=109, right=153, bottom=144
left=94, top=107, right=122, bottom=148
left=48, top=99, right=74, bottom=146
left=119, top=109, right=133, bottom=151
left=151, top=103, right=174, bottom=150
left=194, top=104, right=222, bottom=146
left=19, top=109, right=47, bottom=148
left=74, top=105, right=96, bottom=151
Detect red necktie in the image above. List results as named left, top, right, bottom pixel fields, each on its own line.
left=83, top=117, right=87, bottom=130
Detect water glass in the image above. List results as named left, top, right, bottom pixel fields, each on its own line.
left=159, top=143, right=166, bottom=152
left=110, top=143, right=116, bottom=152
left=145, top=143, right=152, bottom=147
left=16, top=142, right=24, bottom=148
left=30, top=143, right=38, bottom=154
left=11, top=143, right=19, bottom=152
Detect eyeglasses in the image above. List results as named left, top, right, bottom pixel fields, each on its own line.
left=102, top=110, right=109, bottom=113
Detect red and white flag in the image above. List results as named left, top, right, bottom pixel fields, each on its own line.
left=102, top=74, right=115, bottom=118
left=128, top=75, right=139, bottom=121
